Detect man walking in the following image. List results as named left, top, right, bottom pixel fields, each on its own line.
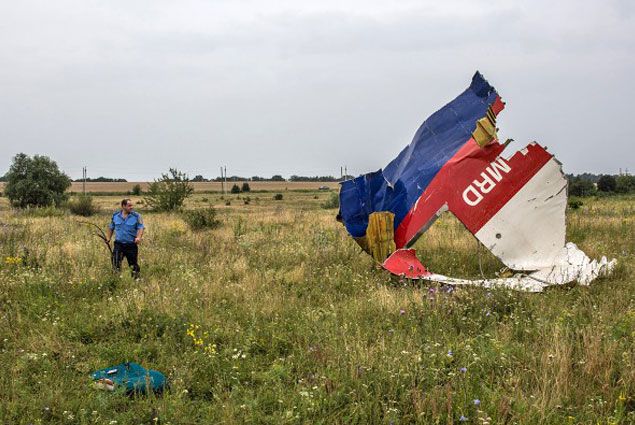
left=106, top=198, right=144, bottom=279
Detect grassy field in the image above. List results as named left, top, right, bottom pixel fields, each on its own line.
left=0, top=192, right=633, bottom=424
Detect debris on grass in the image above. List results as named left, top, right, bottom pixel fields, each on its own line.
left=338, top=71, right=616, bottom=292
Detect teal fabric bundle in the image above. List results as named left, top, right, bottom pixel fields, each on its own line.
left=90, top=362, right=167, bottom=395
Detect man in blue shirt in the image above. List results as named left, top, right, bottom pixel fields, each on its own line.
left=106, top=198, right=145, bottom=279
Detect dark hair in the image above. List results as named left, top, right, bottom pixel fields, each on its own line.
left=121, top=198, right=132, bottom=207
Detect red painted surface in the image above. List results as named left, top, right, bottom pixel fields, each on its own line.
left=382, top=249, right=431, bottom=278
left=492, top=95, right=505, bottom=115
left=394, top=142, right=553, bottom=248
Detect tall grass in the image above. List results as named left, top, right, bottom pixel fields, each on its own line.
left=0, top=194, right=633, bottom=423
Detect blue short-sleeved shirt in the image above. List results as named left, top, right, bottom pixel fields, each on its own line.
left=109, top=211, right=144, bottom=244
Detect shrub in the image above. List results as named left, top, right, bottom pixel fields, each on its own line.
left=244, top=196, right=250, bottom=205
left=68, top=195, right=98, bottom=216
left=144, top=168, right=193, bottom=211
left=616, top=175, right=635, bottom=193
left=569, top=179, right=596, bottom=197
left=568, top=199, right=583, bottom=210
left=230, top=184, right=241, bottom=194
left=273, top=193, right=283, bottom=201
left=183, top=207, right=221, bottom=231
left=131, top=184, right=142, bottom=196
left=321, top=192, right=340, bottom=209
left=4, top=153, right=71, bottom=208
left=241, top=182, right=251, bottom=192
left=17, top=206, right=66, bottom=218
left=597, top=175, right=617, bottom=192
left=225, top=200, right=231, bottom=206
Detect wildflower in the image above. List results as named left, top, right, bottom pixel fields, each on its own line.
left=399, top=309, right=406, bottom=315
left=459, top=415, right=468, bottom=422
left=447, top=350, right=453, bottom=357
left=473, top=399, right=480, bottom=406
left=459, top=367, right=467, bottom=373
left=4, top=256, right=22, bottom=265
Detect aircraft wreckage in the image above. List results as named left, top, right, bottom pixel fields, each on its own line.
left=338, top=72, right=615, bottom=292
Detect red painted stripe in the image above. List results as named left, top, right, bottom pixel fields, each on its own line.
left=395, top=141, right=553, bottom=248
left=492, top=95, right=505, bottom=115
left=382, top=249, right=431, bottom=278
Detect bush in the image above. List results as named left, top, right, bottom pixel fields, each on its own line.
left=568, top=199, right=583, bottom=210
left=68, top=195, right=98, bottom=216
left=230, top=184, right=241, bottom=194
left=597, top=175, right=617, bottom=192
left=616, top=175, right=635, bottom=193
left=144, top=168, right=194, bottom=211
left=131, top=184, right=142, bottom=196
left=241, top=182, right=251, bottom=192
left=4, top=153, right=71, bottom=208
left=17, top=206, right=66, bottom=218
left=569, top=179, right=596, bottom=197
left=321, top=192, right=340, bottom=209
left=244, top=196, right=250, bottom=205
left=183, top=207, right=221, bottom=231
left=273, top=193, right=283, bottom=201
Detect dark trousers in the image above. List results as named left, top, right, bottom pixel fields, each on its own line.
left=112, top=241, right=140, bottom=278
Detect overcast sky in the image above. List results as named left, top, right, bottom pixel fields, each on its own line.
left=1, top=0, right=633, bottom=180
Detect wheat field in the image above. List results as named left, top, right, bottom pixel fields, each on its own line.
left=0, top=181, right=341, bottom=194
left=0, top=192, right=634, bottom=424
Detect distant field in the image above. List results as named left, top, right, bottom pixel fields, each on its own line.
left=0, top=181, right=341, bottom=193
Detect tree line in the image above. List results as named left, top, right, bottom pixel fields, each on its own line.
left=567, top=173, right=635, bottom=196
left=1, top=153, right=633, bottom=209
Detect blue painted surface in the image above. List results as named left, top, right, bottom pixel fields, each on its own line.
left=339, top=71, right=500, bottom=238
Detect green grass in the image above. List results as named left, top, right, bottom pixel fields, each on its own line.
left=0, top=193, right=633, bottom=424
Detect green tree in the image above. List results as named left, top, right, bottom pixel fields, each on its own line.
left=131, top=184, right=142, bottom=196
left=568, top=178, right=596, bottom=197
left=597, top=175, right=617, bottom=192
left=143, top=168, right=193, bottom=211
left=241, top=182, right=251, bottom=192
left=230, top=184, right=241, bottom=194
left=616, top=175, right=635, bottom=193
left=4, top=153, right=71, bottom=208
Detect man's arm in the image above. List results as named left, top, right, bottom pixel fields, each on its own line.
left=134, top=215, right=145, bottom=244
left=106, top=216, right=115, bottom=243
left=135, top=227, right=144, bottom=244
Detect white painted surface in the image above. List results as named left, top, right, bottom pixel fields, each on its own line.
left=419, top=243, right=616, bottom=292
left=473, top=158, right=567, bottom=270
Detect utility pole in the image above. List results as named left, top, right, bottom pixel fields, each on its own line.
left=220, top=166, right=224, bottom=194
left=224, top=166, right=227, bottom=195
left=82, top=166, right=86, bottom=195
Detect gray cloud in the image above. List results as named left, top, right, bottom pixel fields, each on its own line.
left=1, top=0, right=633, bottom=180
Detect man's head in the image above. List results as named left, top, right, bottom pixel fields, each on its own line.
left=121, top=198, right=133, bottom=213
